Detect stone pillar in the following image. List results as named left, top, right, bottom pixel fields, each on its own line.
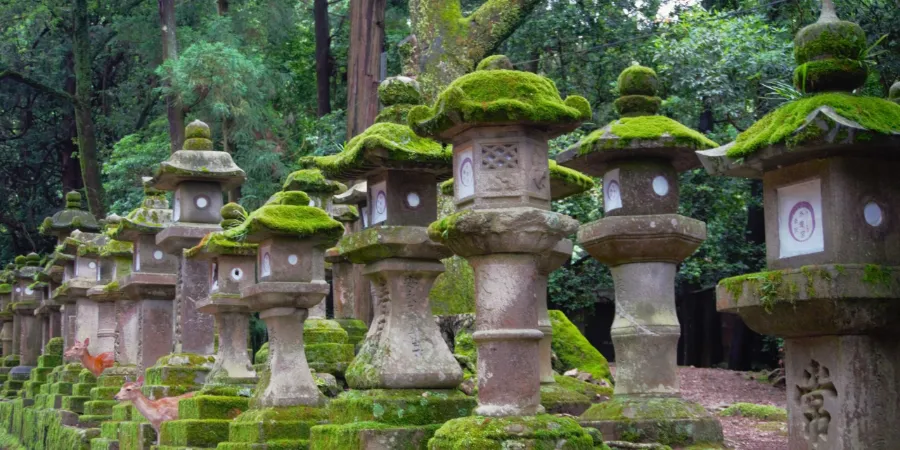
left=535, top=239, right=573, bottom=384
left=214, top=312, right=255, bottom=380
left=13, top=303, right=41, bottom=370
left=61, top=303, right=77, bottom=351
left=172, top=257, right=215, bottom=354
left=0, top=322, right=11, bottom=357
left=259, top=307, right=320, bottom=406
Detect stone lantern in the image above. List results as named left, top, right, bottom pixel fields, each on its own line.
left=149, top=120, right=246, bottom=357
left=55, top=231, right=106, bottom=357
left=38, top=191, right=101, bottom=245
left=696, top=3, right=900, bottom=449
left=0, top=276, right=11, bottom=358
left=216, top=190, right=343, bottom=450
left=413, top=56, right=596, bottom=447
left=110, top=180, right=177, bottom=371
left=35, top=255, right=65, bottom=354
left=554, top=63, right=724, bottom=445
left=184, top=203, right=257, bottom=384
left=890, top=80, right=899, bottom=103
left=5, top=253, right=45, bottom=392
left=85, top=215, right=134, bottom=365
left=327, top=181, right=373, bottom=326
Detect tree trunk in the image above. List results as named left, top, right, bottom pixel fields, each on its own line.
left=62, top=53, right=83, bottom=192
left=158, top=0, right=184, bottom=153
left=314, top=0, right=332, bottom=118
left=73, top=0, right=106, bottom=216
left=217, top=0, right=229, bottom=15
left=407, top=0, right=542, bottom=97
left=345, top=0, right=385, bottom=137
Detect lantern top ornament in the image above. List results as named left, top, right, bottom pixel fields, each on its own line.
left=150, top=120, right=246, bottom=191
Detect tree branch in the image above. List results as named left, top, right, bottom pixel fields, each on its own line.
left=466, top=0, right=543, bottom=55
left=0, top=70, right=78, bottom=106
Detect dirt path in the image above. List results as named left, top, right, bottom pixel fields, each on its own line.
left=679, top=367, right=787, bottom=450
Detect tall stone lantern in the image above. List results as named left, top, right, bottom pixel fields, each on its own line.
left=554, top=64, right=724, bottom=445
left=216, top=190, right=343, bottom=450
left=696, top=3, right=900, bottom=449
left=328, top=181, right=373, bottom=326
left=412, top=56, right=596, bottom=447
left=110, top=180, right=178, bottom=371
left=184, top=203, right=258, bottom=384
left=149, top=120, right=246, bottom=358
left=0, top=277, right=11, bottom=358
left=85, top=215, right=134, bottom=367
left=7, top=253, right=45, bottom=388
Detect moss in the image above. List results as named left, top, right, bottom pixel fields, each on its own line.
left=306, top=343, right=354, bottom=375
left=225, top=405, right=325, bottom=443
left=311, top=422, right=441, bottom=450
left=254, top=342, right=269, bottom=365
left=548, top=310, right=612, bottom=383
left=614, top=95, right=662, bottom=117
left=375, top=104, right=417, bottom=125
left=553, top=374, right=613, bottom=398
left=719, top=270, right=798, bottom=313
left=453, top=330, right=477, bottom=380
left=304, top=319, right=350, bottom=344
left=335, top=226, right=423, bottom=264
left=476, top=55, right=514, bottom=71
left=44, top=337, right=64, bottom=357
left=159, top=418, right=230, bottom=446
left=409, top=69, right=591, bottom=139
left=223, top=202, right=344, bottom=244
left=307, top=122, right=451, bottom=180
left=185, top=231, right=258, bottom=258
left=863, top=264, right=892, bottom=290
left=793, top=58, right=868, bottom=93
left=428, top=415, right=594, bottom=450
left=719, top=403, right=787, bottom=421
left=427, top=210, right=473, bottom=243
left=726, top=92, right=900, bottom=158
left=379, top=76, right=422, bottom=106
left=178, top=395, right=249, bottom=420
left=618, top=64, right=658, bottom=96
left=430, top=257, right=476, bottom=315
left=185, top=120, right=211, bottom=139
left=282, top=168, right=346, bottom=194
left=327, top=389, right=475, bottom=426
left=576, top=116, right=718, bottom=155
left=794, top=19, right=867, bottom=64
left=0, top=283, right=11, bottom=294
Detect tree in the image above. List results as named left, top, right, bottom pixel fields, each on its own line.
left=405, top=0, right=542, bottom=96
left=158, top=0, right=185, bottom=152
left=73, top=0, right=105, bottom=216
left=315, top=0, right=332, bottom=117
left=346, top=0, right=386, bottom=137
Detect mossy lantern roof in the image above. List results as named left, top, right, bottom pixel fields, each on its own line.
left=441, top=160, right=594, bottom=200
left=305, top=76, right=452, bottom=182
left=282, top=169, right=347, bottom=195
left=15, top=253, right=43, bottom=280
left=696, top=4, right=900, bottom=179
left=186, top=203, right=257, bottom=259
left=38, top=191, right=100, bottom=237
left=556, top=64, right=717, bottom=176
left=409, top=56, right=592, bottom=142
left=150, top=120, right=246, bottom=191
left=222, top=190, right=344, bottom=245
left=111, top=179, right=174, bottom=242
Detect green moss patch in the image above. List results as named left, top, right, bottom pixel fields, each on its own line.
left=311, top=422, right=440, bottom=450
left=409, top=69, right=591, bottom=139
left=549, top=310, right=612, bottom=384
left=283, top=169, right=346, bottom=194
left=223, top=203, right=344, bottom=244
left=327, top=389, right=475, bottom=426
left=726, top=92, right=900, bottom=158
left=577, top=116, right=717, bottom=155
left=428, top=415, right=595, bottom=450
left=306, top=122, right=451, bottom=180
left=185, top=231, right=257, bottom=258
left=719, top=403, right=787, bottom=421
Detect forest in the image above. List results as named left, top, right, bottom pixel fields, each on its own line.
left=0, top=0, right=898, bottom=316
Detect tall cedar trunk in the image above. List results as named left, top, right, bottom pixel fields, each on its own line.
left=73, top=0, right=106, bottom=216
left=158, top=0, right=184, bottom=153
left=407, top=0, right=542, bottom=98
left=314, top=0, right=332, bottom=118
left=62, top=54, right=83, bottom=192
left=216, top=1, right=240, bottom=203
left=346, top=0, right=385, bottom=137
left=217, top=0, right=229, bottom=15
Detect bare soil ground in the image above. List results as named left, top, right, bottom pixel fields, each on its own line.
left=680, top=366, right=788, bottom=450
left=608, top=365, right=788, bottom=450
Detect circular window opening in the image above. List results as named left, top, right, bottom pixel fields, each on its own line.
left=406, top=192, right=421, bottom=209
left=15, top=287, right=21, bottom=293
left=231, top=268, right=243, bottom=281
left=288, top=254, right=299, bottom=265
left=652, top=176, right=670, bottom=197
left=88, top=261, right=97, bottom=270
left=864, top=202, right=884, bottom=227
left=153, top=250, right=164, bottom=260
left=25, top=287, right=33, bottom=295
left=195, top=195, right=210, bottom=209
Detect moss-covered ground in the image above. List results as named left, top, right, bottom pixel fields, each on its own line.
left=719, top=403, right=787, bottom=421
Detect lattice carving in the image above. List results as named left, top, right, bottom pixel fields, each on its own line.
left=796, top=359, right=837, bottom=448
left=481, top=144, right=519, bottom=170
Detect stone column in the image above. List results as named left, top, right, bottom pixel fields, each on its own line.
left=172, top=257, right=215, bottom=355
left=535, top=239, right=572, bottom=384
left=0, top=321, right=12, bottom=357
left=13, top=304, right=42, bottom=371
left=259, top=307, right=320, bottom=406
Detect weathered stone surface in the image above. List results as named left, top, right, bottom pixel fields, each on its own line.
left=257, top=307, right=323, bottom=407
left=581, top=397, right=723, bottom=446
left=536, top=239, right=573, bottom=384
left=578, top=214, right=706, bottom=266
left=430, top=207, right=579, bottom=257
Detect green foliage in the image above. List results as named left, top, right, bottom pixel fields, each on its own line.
left=548, top=310, right=612, bottom=383
left=103, top=121, right=171, bottom=215
left=720, top=403, right=787, bottom=421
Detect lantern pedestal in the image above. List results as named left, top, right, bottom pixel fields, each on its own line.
left=536, top=240, right=573, bottom=385
left=718, top=264, right=900, bottom=448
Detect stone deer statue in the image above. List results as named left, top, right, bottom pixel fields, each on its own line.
left=64, top=337, right=114, bottom=377
left=113, top=376, right=197, bottom=442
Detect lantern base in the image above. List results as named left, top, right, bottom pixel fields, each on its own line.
left=429, top=415, right=597, bottom=449
left=580, top=396, right=723, bottom=446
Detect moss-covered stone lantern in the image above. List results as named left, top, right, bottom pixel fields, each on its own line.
left=415, top=56, right=596, bottom=448
left=5, top=253, right=45, bottom=394
left=185, top=203, right=257, bottom=384
left=554, top=64, right=723, bottom=445
left=215, top=190, right=342, bottom=450
left=327, top=181, right=373, bottom=328
left=0, top=277, right=11, bottom=358
left=109, top=179, right=177, bottom=371
left=890, top=80, right=899, bottom=104
left=54, top=231, right=107, bottom=359
left=85, top=215, right=133, bottom=358
left=37, top=191, right=101, bottom=245
left=696, top=3, right=900, bottom=448
left=150, top=120, right=246, bottom=357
